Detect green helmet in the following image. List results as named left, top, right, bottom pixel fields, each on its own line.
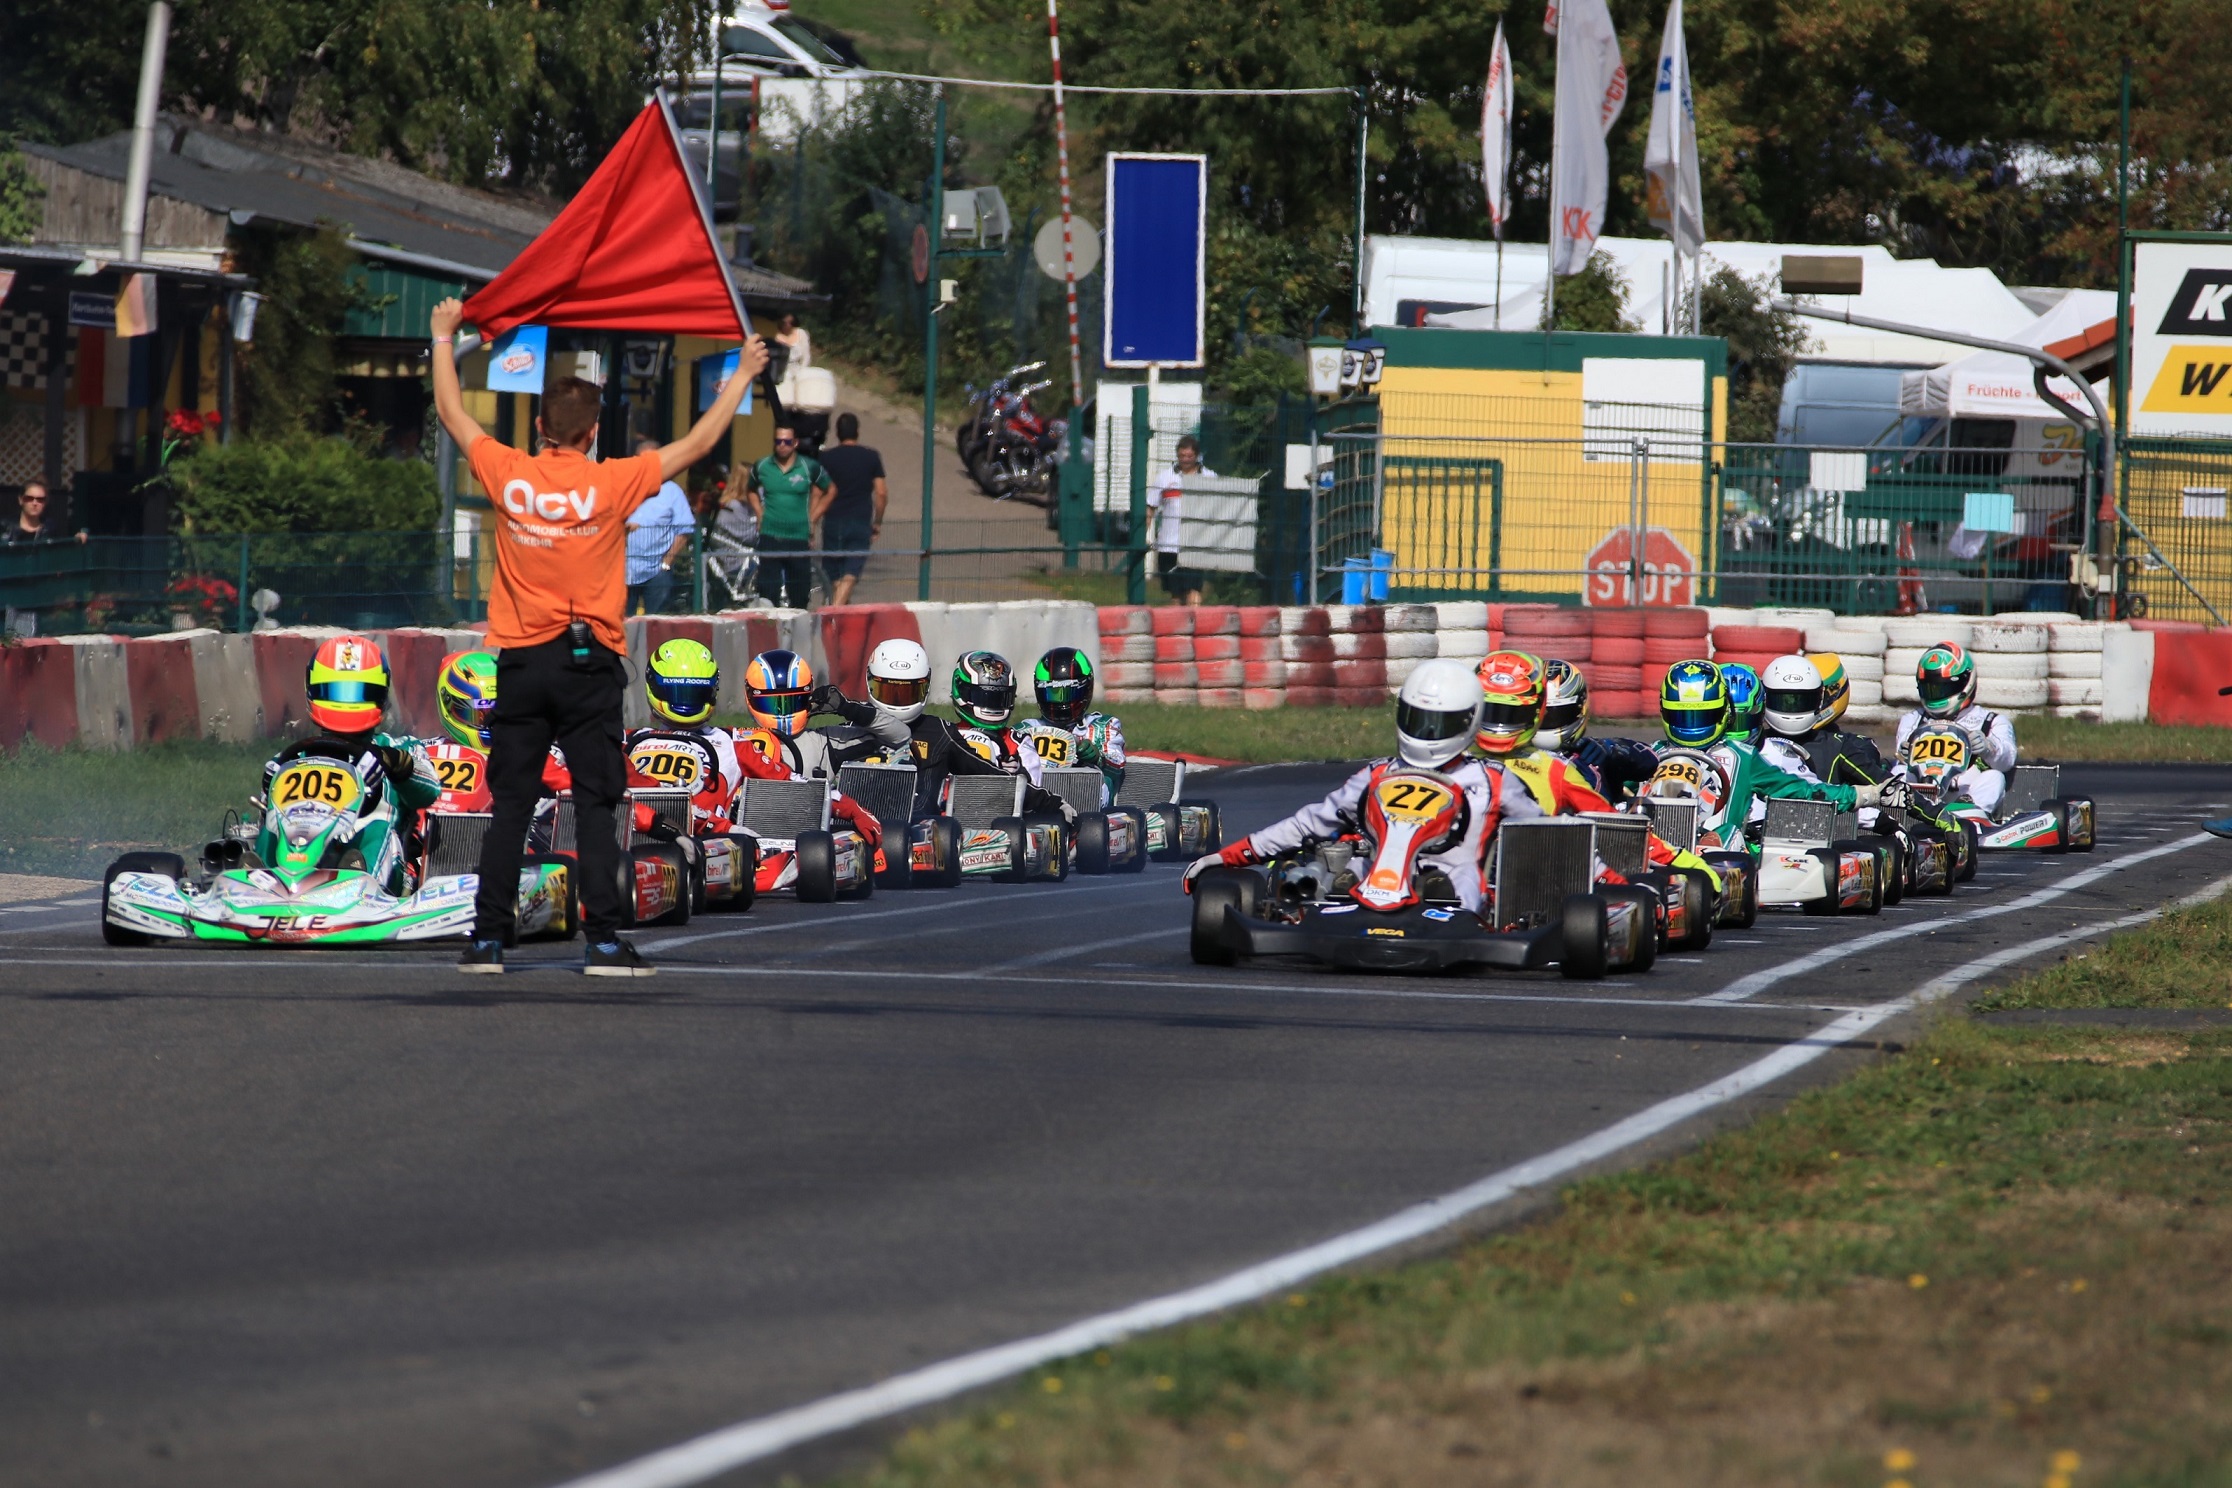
left=1916, top=642, right=1977, bottom=718
left=1719, top=662, right=1764, bottom=743
left=1034, top=646, right=1096, bottom=727
left=436, top=649, right=499, bottom=749
left=647, top=638, right=719, bottom=726
left=1659, top=658, right=1730, bottom=747
left=952, top=650, right=1017, bottom=728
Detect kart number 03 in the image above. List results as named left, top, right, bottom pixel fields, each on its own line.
left=272, top=763, right=361, bottom=810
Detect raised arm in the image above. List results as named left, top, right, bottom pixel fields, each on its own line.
left=429, top=298, right=486, bottom=456
left=661, top=339, right=769, bottom=481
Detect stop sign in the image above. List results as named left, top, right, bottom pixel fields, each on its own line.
left=1584, top=526, right=1696, bottom=607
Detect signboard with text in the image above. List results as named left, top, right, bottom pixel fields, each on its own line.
left=2133, top=239, right=2232, bottom=437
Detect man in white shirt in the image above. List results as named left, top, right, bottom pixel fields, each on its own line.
left=1149, top=434, right=1212, bottom=605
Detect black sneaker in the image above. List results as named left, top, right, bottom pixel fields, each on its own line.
left=458, top=938, right=505, bottom=974
left=584, top=939, right=655, bottom=978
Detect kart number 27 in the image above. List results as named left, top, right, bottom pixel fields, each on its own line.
left=272, top=763, right=360, bottom=811
left=1375, top=779, right=1454, bottom=821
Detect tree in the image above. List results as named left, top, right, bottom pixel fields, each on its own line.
left=1544, top=252, right=1639, bottom=333
left=0, top=138, right=43, bottom=244
left=229, top=223, right=368, bottom=438
left=1692, top=266, right=1812, bottom=442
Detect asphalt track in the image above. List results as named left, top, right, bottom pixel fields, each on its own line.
left=2, top=761, right=2228, bottom=1488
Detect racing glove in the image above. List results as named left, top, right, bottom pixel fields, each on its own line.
left=1853, top=781, right=1887, bottom=809
left=355, top=748, right=388, bottom=798
left=1182, top=839, right=1261, bottom=894
left=808, top=684, right=848, bottom=717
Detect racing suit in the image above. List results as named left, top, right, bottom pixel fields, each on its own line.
left=1013, top=713, right=1128, bottom=804
left=1762, top=729, right=1894, bottom=827
left=1236, top=757, right=1544, bottom=916
left=1893, top=705, right=2018, bottom=814
left=1505, top=747, right=1722, bottom=890
left=722, top=725, right=885, bottom=847
left=1552, top=735, right=1660, bottom=802
left=1654, top=737, right=1865, bottom=853
left=261, top=731, right=439, bottom=894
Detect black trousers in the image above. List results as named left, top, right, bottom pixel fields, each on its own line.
left=473, top=635, right=629, bottom=943
left=756, top=535, right=813, bottom=607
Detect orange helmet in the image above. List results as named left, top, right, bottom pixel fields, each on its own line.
left=1473, top=649, right=1546, bottom=755
left=305, top=634, right=390, bottom=734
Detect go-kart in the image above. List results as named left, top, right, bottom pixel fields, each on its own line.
left=1584, top=809, right=1721, bottom=951
left=1901, top=721, right=2096, bottom=855
left=1040, top=767, right=1148, bottom=875
left=620, top=735, right=758, bottom=914
left=729, top=775, right=877, bottom=902
left=945, top=775, right=1069, bottom=882
left=1190, top=770, right=1656, bottom=979
left=1625, top=754, right=1763, bottom=929
left=1753, top=798, right=1886, bottom=916
left=1118, top=757, right=1221, bottom=863
left=836, top=761, right=964, bottom=888
left=104, top=750, right=576, bottom=947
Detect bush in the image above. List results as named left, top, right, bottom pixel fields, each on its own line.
left=170, top=436, right=437, bottom=535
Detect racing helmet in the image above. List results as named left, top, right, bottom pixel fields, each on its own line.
left=1471, top=650, right=1545, bottom=756
left=306, top=633, right=390, bottom=734
left=1034, top=646, right=1096, bottom=728
left=1807, top=652, right=1851, bottom=729
left=1759, top=654, right=1824, bottom=740
left=866, top=638, right=932, bottom=724
left=1917, top=643, right=1977, bottom=718
left=1720, top=663, right=1765, bottom=743
left=1396, top=659, right=1485, bottom=769
left=648, top=638, right=720, bottom=726
left=952, top=650, right=1018, bottom=728
left=1536, top=658, right=1591, bottom=753
left=1659, top=659, right=1730, bottom=747
left=743, top=649, right=814, bottom=737
left=435, top=649, right=499, bottom=749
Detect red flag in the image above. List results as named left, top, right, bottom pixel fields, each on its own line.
left=463, top=98, right=748, bottom=340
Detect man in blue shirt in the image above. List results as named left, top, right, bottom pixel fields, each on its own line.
left=626, top=436, right=699, bottom=614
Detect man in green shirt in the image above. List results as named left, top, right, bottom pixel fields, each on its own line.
left=745, top=424, right=830, bottom=608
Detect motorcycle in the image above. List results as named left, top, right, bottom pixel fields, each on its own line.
left=956, top=361, right=1045, bottom=472
left=970, top=379, right=1066, bottom=504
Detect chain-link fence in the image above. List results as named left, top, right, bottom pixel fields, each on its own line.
left=2118, top=436, right=2232, bottom=623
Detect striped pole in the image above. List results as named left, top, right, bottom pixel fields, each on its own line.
left=1046, top=0, right=1084, bottom=410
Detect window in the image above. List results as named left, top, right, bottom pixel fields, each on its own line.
left=769, top=16, right=849, bottom=67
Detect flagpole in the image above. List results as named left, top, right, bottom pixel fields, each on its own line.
left=1544, top=5, right=1564, bottom=331
left=1046, top=0, right=1083, bottom=411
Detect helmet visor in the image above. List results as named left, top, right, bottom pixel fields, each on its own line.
left=1539, top=700, right=1584, bottom=735
left=653, top=676, right=718, bottom=719
left=1397, top=699, right=1477, bottom=744
left=1473, top=699, right=1538, bottom=738
left=870, top=674, right=930, bottom=709
left=1038, top=677, right=1092, bottom=708
left=309, top=679, right=388, bottom=707
left=1918, top=672, right=1968, bottom=705
left=1764, top=686, right=1821, bottom=716
left=751, top=687, right=812, bottom=719
left=1662, top=703, right=1724, bottom=745
left=955, top=679, right=1015, bottom=719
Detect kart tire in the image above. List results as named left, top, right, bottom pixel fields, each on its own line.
left=2067, top=796, right=2097, bottom=852
left=990, top=816, right=1029, bottom=883
left=1878, top=835, right=1905, bottom=907
left=1190, top=876, right=1246, bottom=966
left=1833, top=841, right=1884, bottom=916
left=928, top=816, right=964, bottom=887
left=717, top=834, right=759, bottom=912
left=1670, top=868, right=1714, bottom=952
left=1802, top=849, right=1840, bottom=916
left=524, top=851, right=580, bottom=940
left=102, top=851, right=185, bottom=947
left=1560, top=894, right=1610, bottom=980
left=875, top=827, right=914, bottom=890
left=1028, top=814, right=1070, bottom=882
left=1199, top=801, right=1223, bottom=854
left=794, top=830, right=838, bottom=903
left=647, top=843, right=693, bottom=927
left=688, top=846, right=708, bottom=916
left=1615, top=888, right=1657, bottom=974
left=1116, top=807, right=1150, bottom=872
left=843, top=842, right=877, bottom=900
left=1955, top=822, right=1979, bottom=882
left=2044, top=799, right=2072, bottom=855
left=1076, top=812, right=1111, bottom=875
left=1147, top=802, right=1184, bottom=862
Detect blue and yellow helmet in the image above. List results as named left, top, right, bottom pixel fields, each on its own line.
left=1719, top=662, right=1765, bottom=742
left=743, top=648, right=814, bottom=736
left=1660, top=659, right=1730, bottom=747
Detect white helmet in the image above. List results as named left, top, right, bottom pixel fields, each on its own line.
left=1394, top=659, right=1484, bottom=769
left=1759, top=654, right=1824, bottom=740
left=866, top=638, right=932, bottom=724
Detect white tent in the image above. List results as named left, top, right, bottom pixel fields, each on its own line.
left=1898, top=289, right=2117, bottom=422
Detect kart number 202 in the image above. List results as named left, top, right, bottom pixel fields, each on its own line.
left=271, top=762, right=360, bottom=810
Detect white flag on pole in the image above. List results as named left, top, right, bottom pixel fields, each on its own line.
left=1643, top=0, right=1704, bottom=256
left=1482, top=22, right=1513, bottom=240
left=1545, top=0, right=1627, bottom=277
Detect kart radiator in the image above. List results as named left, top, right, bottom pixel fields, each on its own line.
left=1491, top=819, right=1597, bottom=931
left=735, top=777, right=831, bottom=841
left=553, top=796, right=630, bottom=855
left=1761, top=799, right=1856, bottom=845
left=1643, top=799, right=1700, bottom=852
left=1584, top=813, right=1650, bottom=879
left=627, top=789, right=692, bottom=845
left=1114, top=756, right=1184, bottom=808
left=425, top=812, right=493, bottom=878
left=946, top=774, right=1027, bottom=829
left=836, top=763, right=917, bottom=834
left=1041, top=767, right=1106, bottom=818
left=2004, top=764, right=2060, bottom=816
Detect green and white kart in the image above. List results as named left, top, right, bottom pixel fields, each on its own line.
left=102, top=751, right=574, bottom=947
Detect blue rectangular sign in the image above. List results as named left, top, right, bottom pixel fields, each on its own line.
left=694, top=349, right=753, bottom=417
left=1103, top=153, right=1206, bottom=369
left=486, top=325, right=548, bottom=393
left=1962, top=490, right=2018, bottom=534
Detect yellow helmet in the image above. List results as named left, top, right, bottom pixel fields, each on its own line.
left=436, top=650, right=499, bottom=748
left=1806, top=652, right=1851, bottom=728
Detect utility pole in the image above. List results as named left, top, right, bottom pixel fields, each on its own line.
left=118, top=2, right=172, bottom=261
left=919, top=87, right=946, bottom=602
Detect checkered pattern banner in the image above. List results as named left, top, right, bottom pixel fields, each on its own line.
left=0, top=311, right=70, bottom=391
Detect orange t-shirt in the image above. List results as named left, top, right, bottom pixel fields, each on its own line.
left=468, top=441, right=665, bottom=653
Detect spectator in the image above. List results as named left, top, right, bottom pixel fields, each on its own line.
left=744, top=424, right=828, bottom=608
left=625, top=436, right=698, bottom=615
left=3, top=482, right=90, bottom=638
left=1148, top=435, right=1213, bottom=606
left=812, top=412, right=887, bottom=606
left=774, top=312, right=812, bottom=371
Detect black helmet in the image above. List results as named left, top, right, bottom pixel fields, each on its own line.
left=1034, top=646, right=1096, bottom=727
left=952, top=650, right=1017, bottom=728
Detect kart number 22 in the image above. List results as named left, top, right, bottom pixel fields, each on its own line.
left=272, top=763, right=360, bottom=811
left=434, top=756, right=481, bottom=794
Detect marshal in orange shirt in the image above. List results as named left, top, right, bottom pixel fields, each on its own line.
left=468, top=442, right=665, bottom=654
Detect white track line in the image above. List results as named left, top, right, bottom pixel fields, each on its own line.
left=546, top=872, right=2232, bottom=1488
left=1690, top=831, right=2214, bottom=1005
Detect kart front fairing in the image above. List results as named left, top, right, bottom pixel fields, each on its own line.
left=104, top=866, right=483, bottom=944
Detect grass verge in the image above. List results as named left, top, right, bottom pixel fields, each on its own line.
left=832, top=919, right=2232, bottom=1488
left=0, top=738, right=270, bottom=879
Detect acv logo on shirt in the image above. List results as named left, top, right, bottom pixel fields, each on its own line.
left=501, top=478, right=598, bottom=523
